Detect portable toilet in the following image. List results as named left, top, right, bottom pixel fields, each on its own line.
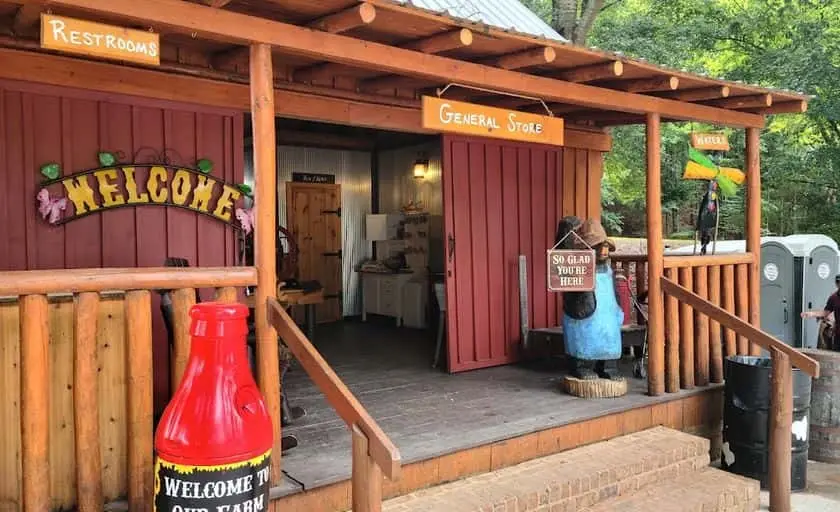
left=664, top=235, right=839, bottom=348
left=765, top=235, right=839, bottom=349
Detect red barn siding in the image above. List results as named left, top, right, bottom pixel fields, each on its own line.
left=442, top=135, right=604, bottom=373
left=0, top=79, right=244, bottom=408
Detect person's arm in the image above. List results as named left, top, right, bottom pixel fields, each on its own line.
left=802, top=296, right=834, bottom=319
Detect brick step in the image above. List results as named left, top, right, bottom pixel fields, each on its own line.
left=382, top=426, right=711, bottom=512
left=584, top=467, right=759, bottom=512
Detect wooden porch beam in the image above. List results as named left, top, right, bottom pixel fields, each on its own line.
left=250, top=42, right=282, bottom=490
left=46, top=0, right=767, bottom=127
left=745, top=127, right=762, bottom=357
left=744, top=100, right=807, bottom=115
left=554, top=61, right=624, bottom=83
left=658, top=86, right=730, bottom=102
left=491, top=46, right=556, bottom=70
left=646, top=112, right=666, bottom=396
left=304, top=28, right=473, bottom=86
left=13, top=1, right=49, bottom=35
left=215, top=2, right=377, bottom=69
left=704, top=94, right=772, bottom=110
left=600, top=76, right=679, bottom=93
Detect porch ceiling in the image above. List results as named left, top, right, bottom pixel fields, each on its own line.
left=0, top=0, right=810, bottom=128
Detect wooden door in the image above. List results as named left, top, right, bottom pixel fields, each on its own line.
left=441, top=134, right=604, bottom=373
left=286, top=182, right=342, bottom=323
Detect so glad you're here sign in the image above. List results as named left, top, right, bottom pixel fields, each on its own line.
left=547, top=249, right=596, bottom=292
left=422, top=96, right=564, bottom=146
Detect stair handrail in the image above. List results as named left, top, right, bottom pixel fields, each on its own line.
left=660, top=277, right=818, bottom=377
left=661, top=276, right=817, bottom=512
left=266, top=298, right=401, bottom=500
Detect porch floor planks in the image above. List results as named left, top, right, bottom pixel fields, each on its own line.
left=279, top=320, right=707, bottom=492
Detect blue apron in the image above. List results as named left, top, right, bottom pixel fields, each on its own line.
left=562, top=266, right=624, bottom=361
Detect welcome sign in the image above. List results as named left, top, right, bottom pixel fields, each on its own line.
left=36, top=164, right=245, bottom=227
left=422, top=96, right=565, bottom=146
left=41, top=14, right=160, bottom=66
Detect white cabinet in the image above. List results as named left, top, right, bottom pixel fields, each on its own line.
left=360, top=272, right=426, bottom=328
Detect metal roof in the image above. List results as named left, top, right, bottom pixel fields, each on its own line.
left=390, top=0, right=567, bottom=41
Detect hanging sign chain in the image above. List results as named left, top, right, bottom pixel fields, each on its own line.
left=436, top=83, right=554, bottom=117
left=550, top=229, right=593, bottom=251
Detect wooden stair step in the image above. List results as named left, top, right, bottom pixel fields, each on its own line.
left=382, top=426, right=710, bottom=512
left=584, top=467, right=760, bottom=512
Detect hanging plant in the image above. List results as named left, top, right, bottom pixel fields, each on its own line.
left=196, top=158, right=214, bottom=174
left=40, top=162, right=61, bottom=180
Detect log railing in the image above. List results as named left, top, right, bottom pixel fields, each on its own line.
left=613, top=252, right=761, bottom=393
left=661, top=277, right=819, bottom=512
left=267, top=298, right=402, bottom=510
left=7, top=267, right=258, bottom=512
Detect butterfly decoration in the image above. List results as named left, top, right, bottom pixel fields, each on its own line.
left=235, top=206, right=255, bottom=235
left=36, top=189, right=68, bottom=225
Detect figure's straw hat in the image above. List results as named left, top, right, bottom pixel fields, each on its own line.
left=576, top=219, right=615, bottom=252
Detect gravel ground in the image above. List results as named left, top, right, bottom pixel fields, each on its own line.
left=759, top=461, right=840, bottom=511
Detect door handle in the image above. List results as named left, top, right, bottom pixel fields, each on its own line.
left=783, top=298, right=789, bottom=324
left=448, top=234, right=455, bottom=262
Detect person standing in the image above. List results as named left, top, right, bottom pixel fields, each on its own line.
left=801, top=274, right=840, bottom=351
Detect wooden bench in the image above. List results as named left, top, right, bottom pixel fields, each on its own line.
left=529, top=324, right=647, bottom=351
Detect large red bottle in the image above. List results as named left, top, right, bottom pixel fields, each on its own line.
left=154, top=302, right=274, bottom=512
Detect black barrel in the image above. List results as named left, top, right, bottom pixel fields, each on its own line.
left=801, top=349, right=840, bottom=463
left=722, top=355, right=811, bottom=491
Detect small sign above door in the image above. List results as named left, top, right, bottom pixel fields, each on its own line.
left=547, top=250, right=596, bottom=292
left=292, top=172, right=335, bottom=184
left=41, top=14, right=160, bottom=66
left=690, top=132, right=730, bottom=151
left=422, top=96, right=564, bottom=146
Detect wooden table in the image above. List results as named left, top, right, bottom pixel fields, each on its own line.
left=246, top=287, right=325, bottom=341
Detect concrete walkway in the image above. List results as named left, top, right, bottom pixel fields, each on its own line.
left=760, top=461, right=840, bottom=511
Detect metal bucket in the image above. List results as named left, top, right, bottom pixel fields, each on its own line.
left=722, top=355, right=811, bottom=491
left=801, top=349, right=840, bottom=463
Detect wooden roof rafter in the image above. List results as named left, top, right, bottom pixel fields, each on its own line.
left=295, top=27, right=474, bottom=85
left=12, top=0, right=49, bottom=35
left=34, top=0, right=796, bottom=127
left=213, top=2, right=377, bottom=69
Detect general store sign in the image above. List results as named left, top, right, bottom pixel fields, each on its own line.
left=690, top=132, right=730, bottom=151
left=422, top=96, right=564, bottom=146
left=41, top=14, right=160, bottom=66
left=547, top=250, right=596, bottom=292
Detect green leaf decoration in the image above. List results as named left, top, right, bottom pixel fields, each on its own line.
left=197, top=158, right=214, bottom=174
left=40, top=163, right=61, bottom=180
left=688, top=147, right=717, bottom=170
left=237, top=183, right=253, bottom=196
left=98, top=152, right=116, bottom=167
left=715, top=174, right=739, bottom=198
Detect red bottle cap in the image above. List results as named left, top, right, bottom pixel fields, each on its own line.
left=189, top=301, right=249, bottom=339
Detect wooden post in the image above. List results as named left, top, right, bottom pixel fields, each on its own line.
left=769, top=348, right=792, bottom=512
left=694, top=266, right=710, bottom=386
left=708, top=266, right=724, bottom=384
left=678, top=267, right=695, bottom=389
left=352, top=425, right=383, bottom=512
left=250, top=42, right=283, bottom=487
left=735, top=264, right=750, bottom=355
left=664, top=267, right=680, bottom=393
left=645, top=112, right=665, bottom=396
left=125, top=290, right=154, bottom=511
left=722, top=264, right=738, bottom=357
left=20, top=294, right=50, bottom=512
left=74, top=292, right=103, bottom=511
left=746, top=127, right=763, bottom=356
left=171, top=288, right=196, bottom=390
left=215, top=286, right=239, bottom=303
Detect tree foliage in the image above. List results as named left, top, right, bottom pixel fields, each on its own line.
left=526, top=0, right=840, bottom=240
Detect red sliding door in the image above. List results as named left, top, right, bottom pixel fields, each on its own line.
left=442, top=134, right=603, bottom=373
